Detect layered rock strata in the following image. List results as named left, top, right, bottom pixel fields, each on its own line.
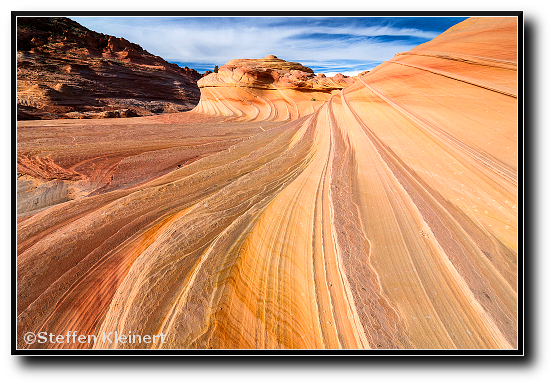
left=17, top=17, right=518, bottom=350
left=193, top=55, right=355, bottom=121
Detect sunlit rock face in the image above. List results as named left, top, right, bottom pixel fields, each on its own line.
left=194, top=55, right=355, bottom=121
left=17, top=17, right=518, bottom=350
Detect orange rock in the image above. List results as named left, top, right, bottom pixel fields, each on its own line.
left=195, top=56, right=354, bottom=120
left=16, top=17, right=518, bottom=350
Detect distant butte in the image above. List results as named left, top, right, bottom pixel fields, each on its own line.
left=16, top=17, right=518, bottom=350
left=194, top=55, right=355, bottom=120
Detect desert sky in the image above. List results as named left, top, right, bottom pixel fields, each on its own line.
left=71, top=16, right=468, bottom=75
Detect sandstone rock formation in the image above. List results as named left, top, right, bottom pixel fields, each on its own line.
left=193, top=55, right=355, bottom=120
left=17, top=17, right=202, bottom=120
left=16, top=17, right=518, bottom=350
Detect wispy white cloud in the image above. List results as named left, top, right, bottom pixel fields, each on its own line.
left=71, top=16, right=460, bottom=74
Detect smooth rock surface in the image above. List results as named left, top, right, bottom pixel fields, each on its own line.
left=16, top=17, right=518, bottom=349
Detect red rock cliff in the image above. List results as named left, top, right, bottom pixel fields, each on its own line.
left=17, top=17, right=202, bottom=120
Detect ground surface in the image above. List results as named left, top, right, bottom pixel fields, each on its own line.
left=16, top=17, right=518, bottom=349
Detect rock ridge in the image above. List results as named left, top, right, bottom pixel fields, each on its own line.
left=17, top=17, right=202, bottom=120
left=198, top=55, right=353, bottom=91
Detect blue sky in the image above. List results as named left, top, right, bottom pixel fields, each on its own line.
left=71, top=16, right=467, bottom=76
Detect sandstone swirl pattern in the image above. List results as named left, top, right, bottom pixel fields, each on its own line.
left=16, top=17, right=518, bottom=349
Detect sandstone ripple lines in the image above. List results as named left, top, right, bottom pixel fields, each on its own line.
left=16, top=17, right=518, bottom=350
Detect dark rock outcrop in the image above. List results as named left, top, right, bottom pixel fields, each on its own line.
left=17, top=17, right=202, bottom=120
